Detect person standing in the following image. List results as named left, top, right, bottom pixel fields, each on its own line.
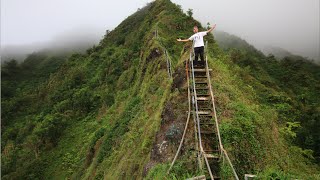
left=177, top=24, right=216, bottom=66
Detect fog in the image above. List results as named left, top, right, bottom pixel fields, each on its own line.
left=174, top=0, right=319, bottom=61
left=1, top=27, right=106, bottom=62
left=1, top=0, right=319, bottom=61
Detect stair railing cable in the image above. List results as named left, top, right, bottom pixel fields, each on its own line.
left=189, top=40, right=201, bottom=169
left=167, top=59, right=191, bottom=174
left=190, top=52, right=202, bottom=170
left=204, top=41, right=222, bottom=156
left=204, top=41, right=240, bottom=180
left=190, top=54, right=201, bottom=170
left=155, top=26, right=172, bottom=79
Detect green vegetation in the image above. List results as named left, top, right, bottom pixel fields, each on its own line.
left=1, top=0, right=319, bottom=179
left=213, top=31, right=320, bottom=178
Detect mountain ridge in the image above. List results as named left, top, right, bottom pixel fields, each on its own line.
left=1, top=0, right=319, bottom=179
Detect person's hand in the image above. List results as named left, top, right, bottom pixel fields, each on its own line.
left=212, top=24, right=216, bottom=29
left=177, top=38, right=182, bottom=42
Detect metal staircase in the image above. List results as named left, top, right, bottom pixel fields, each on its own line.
left=168, top=41, right=241, bottom=180
left=189, top=51, right=221, bottom=179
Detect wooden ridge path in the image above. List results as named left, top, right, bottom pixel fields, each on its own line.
left=168, top=41, right=241, bottom=180
left=190, top=48, right=222, bottom=179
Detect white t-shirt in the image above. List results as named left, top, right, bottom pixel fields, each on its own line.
left=189, top=31, right=207, bottom=47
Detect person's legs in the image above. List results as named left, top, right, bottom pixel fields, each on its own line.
left=194, top=47, right=199, bottom=65
left=199, top=46, right=204, bottom=66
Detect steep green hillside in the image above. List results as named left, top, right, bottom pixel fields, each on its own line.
left=1, top=0, right=319, bottom=179
left=2, top=52, right=66, bottom=127
left=215, top=31, right=320, bottom=164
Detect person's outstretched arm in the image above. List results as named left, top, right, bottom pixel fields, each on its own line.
left=206, top=24, right=216, bottom=33
left=177, top=38, right=190, bottom=42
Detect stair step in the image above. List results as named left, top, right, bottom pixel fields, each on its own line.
left=199, top=120, right=214, bottom=124
left=200, top=130, right=215, bottom=134
left=195, top=87, right=208, bottom=90
left=203, top=149, right=220, bottom=153
left=195, top=88, right=208, bottom=90
left=195, top=78, right=207, bottom=81
left=193, top=62, right=205, bottom=66
left=195, top=96, right=210, bottom=99
left=204, top=177, right=220, bottom=180
left=192, top=92, right=209, bottom=95
left=198, top=114, right=213, bottom=117
left=197, top=101, right=211, bottom=105
left=195, top=81, right=207, bottom=84
left=200, top=120, right=214, bottom=126
left=192, top=111, right=212, bottom=115
left=199, top=118, right=213, bottom=122
left=186, top=175, right=206, bottom=180
left=200, top=122, right=215, bottom=125
left=195, top=76, right=207, bottom=78
left=197, top=94, right=209, bottom=97
left=204, top=153, right=219, bottom=159
left=196, top=97, right=211, bottom=101
left=198, top=107, right=212, bottom=110
left=193, top=69, right=212, bottom=72
left=195, top=94, right=210, bottom=97
left=193, top=64, right=205, bottom=67
left=197, top=111, right=211, bottom=115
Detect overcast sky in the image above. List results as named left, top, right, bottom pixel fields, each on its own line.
left=1, top=0, right=319, bottom=60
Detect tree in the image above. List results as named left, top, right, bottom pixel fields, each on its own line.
left=2, top=59, right=19, bottom=78
left=106, top=29, right=110, bottom=35
left=24, top=135, right=41, bottom=159
left=207, top=22, right=211, bottom=30
left=187, top=8, right=193, bottom=17
left=177, top=5, right=183, bottom=13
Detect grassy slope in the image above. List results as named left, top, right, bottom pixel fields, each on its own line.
left=78, top=1, right=207, bottom=179
left=208, top=54, right=319, bottom=178
left=146, top=42, right=319, bottom=180
left=2, top=0, right=200, bottom=179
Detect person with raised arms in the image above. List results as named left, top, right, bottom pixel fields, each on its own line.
left=177, top=24, right=216, bottom=66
